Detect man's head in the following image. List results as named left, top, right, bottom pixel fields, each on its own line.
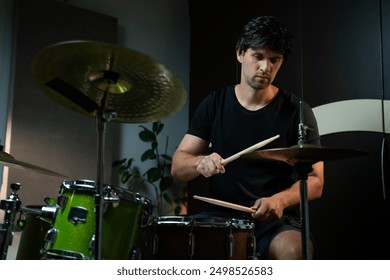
left=236, top=16, right=293, bottom=60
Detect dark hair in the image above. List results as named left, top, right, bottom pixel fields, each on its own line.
left=236, top=16, right=293, bottom=60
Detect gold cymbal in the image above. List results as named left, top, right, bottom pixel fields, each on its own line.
left=242, top=144, right=368, bottom=165
left=30, top=40, right=186, bottom=123
left=0, top=150, right=67, bottom=178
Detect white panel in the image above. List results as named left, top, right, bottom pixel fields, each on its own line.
left=313, top=99, right=389, bottom=135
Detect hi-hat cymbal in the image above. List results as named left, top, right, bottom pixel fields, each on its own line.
left=30, top=40, right=186, bottom=123
left=0, top=150, right=67, bottom=178
left=242, top=144, right=368, bottom=165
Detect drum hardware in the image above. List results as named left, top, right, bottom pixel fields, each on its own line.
left=30, top=40, right=186, bottom=259
left=18, top=204, right=57, bottom=227
left=0, top=183, right=22, bottom=260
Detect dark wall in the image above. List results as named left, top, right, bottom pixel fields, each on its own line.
left=188, top=0, right=304, bottom=120
left=188, top=0, right=390, bottom=259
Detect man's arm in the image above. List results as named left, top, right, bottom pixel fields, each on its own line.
left=252, top=161, right=324, bottom=221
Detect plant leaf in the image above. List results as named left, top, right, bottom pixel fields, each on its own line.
left=145, top=167, right=162, bottom=183
left=153, top=121, right=164, bottom=135
left=139, top=129, right=155, bottom=142
left=112, top=158, right=127, bottom=166
left=141, top=149, right=156, bottom=161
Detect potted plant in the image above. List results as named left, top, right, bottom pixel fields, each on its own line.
left=112, top=121, right=187, bottom=216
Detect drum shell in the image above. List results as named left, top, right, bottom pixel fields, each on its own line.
left=16, top=205, right=51, bottom=260
left=43, top=179, right=96, bottom=259
left=145, top=215, right=255, bottom=260
left=102, top=187, right=153, bottom=260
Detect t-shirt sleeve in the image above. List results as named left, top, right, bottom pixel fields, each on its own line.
left=187, top=94, right=213, bottom=142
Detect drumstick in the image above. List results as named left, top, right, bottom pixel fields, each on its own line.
left=221, top=134, right=280, bottom=165
left=193, top=195, right=256, bottom=214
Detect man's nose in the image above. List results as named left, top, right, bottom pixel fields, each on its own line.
left=259, top=59, right=270, bottom=72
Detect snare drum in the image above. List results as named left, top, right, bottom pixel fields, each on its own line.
left=145, top=215, right=256, bottom=260
left=43, top=179, right=96, bottom=260
left=102, top=187, right=153, bottom=260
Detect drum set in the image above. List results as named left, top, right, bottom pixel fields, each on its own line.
left=0, top=40, right=367, bottom=260
left=0, top=176, right=257, bottom=260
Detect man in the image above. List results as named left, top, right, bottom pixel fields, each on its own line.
left=171, top=16, right=324, bottom=259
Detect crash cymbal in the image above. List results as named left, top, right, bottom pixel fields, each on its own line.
left=0, top=150, right=67, bottom=178
left=242, top=144, right=368, bottom=165
left=30, top=40, right=186, bottom=123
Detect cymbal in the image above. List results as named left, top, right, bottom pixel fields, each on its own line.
left=242, top=144, right=368, bottom=165
left=30, top=40, right=186, bottom=123
left=0, top=150, right=67, bottom=178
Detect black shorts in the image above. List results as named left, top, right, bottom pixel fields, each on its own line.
left=254, top=215, right=302, bottom=259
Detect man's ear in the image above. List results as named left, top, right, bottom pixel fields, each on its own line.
left=236, top=50, right=243, bottom=62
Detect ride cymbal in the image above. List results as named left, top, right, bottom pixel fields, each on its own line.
left=30, top=40, right=186, bottom=123
left=242, top=144, right=368, bottom=165
left=0, top=150, right=67, bottom=178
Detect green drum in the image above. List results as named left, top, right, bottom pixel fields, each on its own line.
left=102, top=187, right=153, bottom=260
left=43, top=179, right=96, bottom=260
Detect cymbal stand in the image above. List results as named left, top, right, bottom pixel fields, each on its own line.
left=94, top=88, right=117, bottom=260
left=293, top=163, right=313, bottom=260
left=0, top=183, right=22, bottom=259
left=296, top=100, right=313, bottom=260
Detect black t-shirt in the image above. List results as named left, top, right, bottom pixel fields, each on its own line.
left=188, top=85, right=320, bottom=215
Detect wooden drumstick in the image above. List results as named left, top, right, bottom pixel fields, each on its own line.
left=193, top=195, right=256, bottom=214
left=221, top=134, right=280, bottom=165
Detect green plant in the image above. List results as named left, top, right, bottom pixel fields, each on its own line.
left=112, top=121, right=187, bottom=215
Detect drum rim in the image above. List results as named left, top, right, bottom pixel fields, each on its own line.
left=154, top=215, right=255, bottom=229
left=111, top=186, right=152, bottom=206
left=62, top=179, right=96, bottom=191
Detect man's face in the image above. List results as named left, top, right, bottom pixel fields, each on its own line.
left=237, top=47, right=284, bottom=90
